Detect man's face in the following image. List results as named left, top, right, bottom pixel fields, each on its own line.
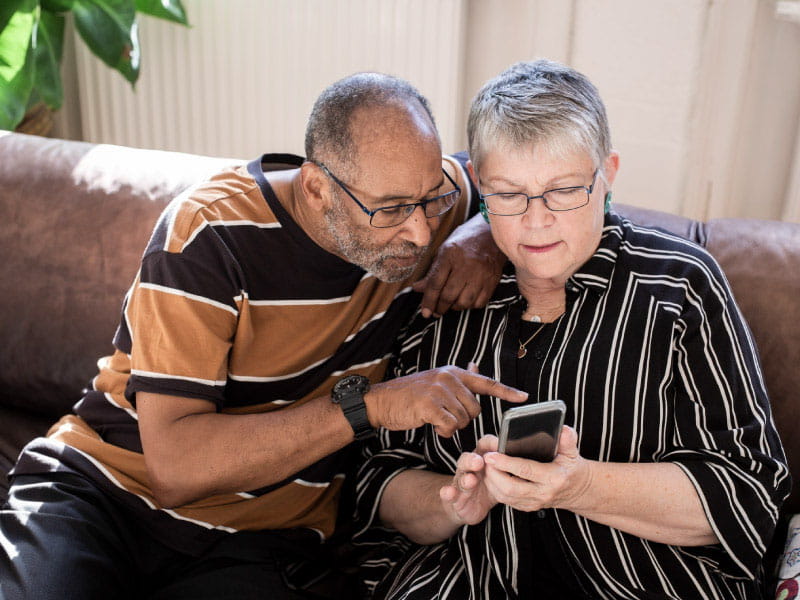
left=321, top=105, right=445, bottom=283
left=322, top=194, right=432, bottom=282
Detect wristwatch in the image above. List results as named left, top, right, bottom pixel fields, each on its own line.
left=331, top=374, right=375, bottom=440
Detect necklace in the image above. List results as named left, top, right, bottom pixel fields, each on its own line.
left=517, top=322, right=545, bottom=359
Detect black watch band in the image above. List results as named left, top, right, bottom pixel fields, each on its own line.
left=331, top=375, right=375, bottom=440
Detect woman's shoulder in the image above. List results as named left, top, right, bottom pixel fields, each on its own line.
left=608, top=212, right=724, bottom=276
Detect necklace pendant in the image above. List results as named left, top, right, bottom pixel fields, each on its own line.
left=517, top=346, right=527, bottom=359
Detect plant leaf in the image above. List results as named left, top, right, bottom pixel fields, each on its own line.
left=134, top=0, right=188, bottom=26
left=32, top=10, right=65, bottom=109
left=72, top=0, right=139, bottom=84
left=0, top=0, right=37, bottom=129
left=1, top=0, right=34, bottom=32
left=41, top=0, right=76, bottom=12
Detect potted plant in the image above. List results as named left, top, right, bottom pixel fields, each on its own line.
left=0, top=0, right=188, bottom=132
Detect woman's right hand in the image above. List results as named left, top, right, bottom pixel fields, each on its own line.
left=439, top=435, right=499, bottom=526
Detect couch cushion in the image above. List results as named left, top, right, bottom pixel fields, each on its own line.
left=0, top=404, right=53, bottom=503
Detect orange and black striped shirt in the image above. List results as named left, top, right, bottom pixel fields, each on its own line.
left=13, top=153, right=476, bottom=552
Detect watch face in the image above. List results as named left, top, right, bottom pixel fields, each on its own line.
left=336, top=375, right=368, bottom=392
left=331, top=375, right=374, bottom=439
left=333, top=375, right=369, bottom=401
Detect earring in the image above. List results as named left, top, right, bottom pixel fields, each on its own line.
left=604, top=191, right=612, bottom=214
left=479, top=202, right=490, bottom=223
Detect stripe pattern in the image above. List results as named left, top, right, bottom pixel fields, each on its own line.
left=354, top=213, right=790, bottom=599
left=12, top=153, right=476, bottom=553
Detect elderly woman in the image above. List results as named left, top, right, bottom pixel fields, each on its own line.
left=353, top=60, right=790, bottom=599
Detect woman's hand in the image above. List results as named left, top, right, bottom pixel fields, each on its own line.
left=439, top=435, right=500, bottom=526
left=481, top=426, right=593, bottom=513
left=479, top=427, right=718, bottom=546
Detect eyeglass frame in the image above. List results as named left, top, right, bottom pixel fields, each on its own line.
left=480, top=169, right=599, bottom=215
left=315, top=162, right=461, bottom=228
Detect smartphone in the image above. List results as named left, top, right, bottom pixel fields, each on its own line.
left=497, top=400, right=567, bottom=462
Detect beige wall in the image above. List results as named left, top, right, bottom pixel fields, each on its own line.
left=54, top=0, right=800, bottom=222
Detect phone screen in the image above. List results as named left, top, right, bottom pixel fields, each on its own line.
left=501, top=405, right=564, bottom=462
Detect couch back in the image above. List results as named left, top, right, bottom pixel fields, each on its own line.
left=1, top=131, right=799, bottom=513
left=0, top=131, right=236, bottom=419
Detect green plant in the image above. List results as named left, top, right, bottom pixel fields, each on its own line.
left=0, top=0, right=188, bottom=131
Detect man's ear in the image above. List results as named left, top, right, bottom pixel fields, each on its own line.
left=300, top=162, right=330, bottom=210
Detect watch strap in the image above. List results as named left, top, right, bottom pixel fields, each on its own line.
left=341, top=395, right=375, bottom=440
left=332, top=375, right=375, bottom=440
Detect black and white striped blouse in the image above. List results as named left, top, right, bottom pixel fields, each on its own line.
left=354, top=212, right=790, bottom=599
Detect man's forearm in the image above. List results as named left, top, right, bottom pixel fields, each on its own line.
left=138, top=391, right=355, bottom=508
left=379, top=469, right=463, bottom=545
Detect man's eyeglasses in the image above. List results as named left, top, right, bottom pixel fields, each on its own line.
left=481, top=169, right=598, bottom=215
left=317, top=163, right=461, bottom=228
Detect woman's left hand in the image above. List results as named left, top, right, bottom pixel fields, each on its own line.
left=481, top=425, right=593, bottom=513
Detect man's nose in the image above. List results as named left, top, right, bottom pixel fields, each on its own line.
left=399, top=204, right=433, bottom=247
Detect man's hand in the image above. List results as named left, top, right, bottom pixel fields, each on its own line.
left=414, top=214, right=505, bottom=318
left=439, top=435, right=499, bottom=526
left=365, top=363, right=527, bottom=437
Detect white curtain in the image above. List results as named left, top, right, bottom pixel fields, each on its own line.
left=777, top=0, right=800, bottom=223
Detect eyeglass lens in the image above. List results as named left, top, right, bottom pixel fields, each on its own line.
left=484, top=187, right=590, bottom=215
left=371, top=190, right=459, bottom=227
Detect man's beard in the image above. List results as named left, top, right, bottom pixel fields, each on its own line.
left=323, top=204, right=429, bottom=283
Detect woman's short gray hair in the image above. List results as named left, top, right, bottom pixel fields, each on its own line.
left=467, top=60, right=611, bottom=172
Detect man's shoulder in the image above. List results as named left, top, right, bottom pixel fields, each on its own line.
left=442, top=152, right=469, bottom=188
left=155, top=163, right=280, bottom=254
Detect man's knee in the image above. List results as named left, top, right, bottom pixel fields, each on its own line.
left=0, top=474, right=135, bottom=600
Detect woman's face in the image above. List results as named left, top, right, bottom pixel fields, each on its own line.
left=470, top=144, right=618, bottom=290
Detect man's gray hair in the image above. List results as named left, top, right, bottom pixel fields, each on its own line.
left=305, top=72, right=436, bottom=175
left=467, top=60, right=611, bottom=172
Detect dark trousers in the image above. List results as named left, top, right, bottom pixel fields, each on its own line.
left=0, top=473, right=310, bottom=600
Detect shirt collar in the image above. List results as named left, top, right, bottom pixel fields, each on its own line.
left=493, top=212, right=624, bottom=307
left=566, top=212, right=623, bottom=295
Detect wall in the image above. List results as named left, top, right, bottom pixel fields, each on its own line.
left=53, top=0, right=800, bottom=222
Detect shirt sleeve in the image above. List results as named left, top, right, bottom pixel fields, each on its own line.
left=123, top=208, right=243, bottom=409
left=664, top=252, right=791, bottom=578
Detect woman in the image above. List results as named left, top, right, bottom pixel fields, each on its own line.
left=353, top=60, right=790, bottom=599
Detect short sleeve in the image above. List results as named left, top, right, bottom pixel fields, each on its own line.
left=124, top=211, right=243, bottom=409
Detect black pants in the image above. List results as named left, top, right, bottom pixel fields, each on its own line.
left=0, top=473, right=309, bottom=600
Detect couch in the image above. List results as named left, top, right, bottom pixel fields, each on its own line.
left=2, top=130, right=799, bottom=589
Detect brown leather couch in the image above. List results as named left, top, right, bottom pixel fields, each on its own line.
left=2, top=130, right=799, bottom=586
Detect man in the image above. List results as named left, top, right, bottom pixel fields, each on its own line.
left=0, top=73, right=525, bottom=599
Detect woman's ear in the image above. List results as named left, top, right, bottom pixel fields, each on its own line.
left=603, top=151, right=620, bottom=187
left=466, top=159, right=479, bottom=188
left=467, top=160, right=490, bottom=224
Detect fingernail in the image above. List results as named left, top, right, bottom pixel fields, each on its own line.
left=485, top=454, right=497, bottom=464
left=421, top=308, right=431, bottom=318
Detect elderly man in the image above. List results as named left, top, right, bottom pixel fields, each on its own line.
left=0, top=73, right=525, bottom=599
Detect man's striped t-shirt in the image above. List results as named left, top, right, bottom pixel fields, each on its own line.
left=13, top=153, right=476, bottom=551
